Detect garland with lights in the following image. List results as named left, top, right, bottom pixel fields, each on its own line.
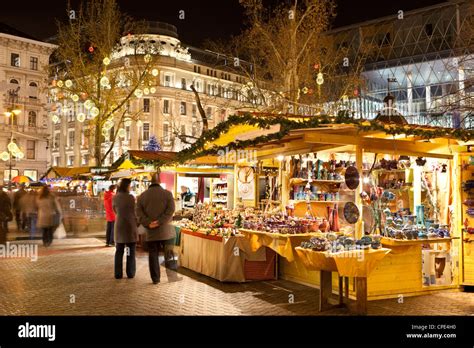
left=128, top=112, right=474, bottom=166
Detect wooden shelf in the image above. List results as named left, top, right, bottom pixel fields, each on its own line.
left=292, top=200, right=350, bottom=204
left=290, top=178, right=344, bottom=185
left=381, top=236, right=457, bottom=246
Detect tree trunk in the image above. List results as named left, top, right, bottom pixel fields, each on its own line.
left=190, top=84, right=209, bottom=132
left=94, top=121, right=102, bottom=167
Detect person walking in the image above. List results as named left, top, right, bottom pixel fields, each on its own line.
left=112, top=179, right=137, bottom=279
left=36, top=185, right=61, bottom=247
left=136, top=172, right=176, bottom=284
left=0, top=186, right=13, bottom=244
left=20, top=189, right=38, bottom=239
left=13, top=185, right=27, bottom=232
left=103, top=184, right=116, bottom=247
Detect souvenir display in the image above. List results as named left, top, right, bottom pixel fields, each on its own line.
left=344, top=166, right=360, bottom=190
left=343, top=202, right=360, bottom=224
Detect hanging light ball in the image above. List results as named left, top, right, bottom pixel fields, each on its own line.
left=134, top=89, right=143, bottom=98
left=103, top=119, right=114, bottom=130
left=77, top=113, right=86, bottom=122
left=102, top=128, right=109, bottom=137
left=90, top=107, right=100, bottom=118
left=100, top=76, right=110, bottom=87
left=124, top=118, right=132, bottom=127
left=15, top=151, right=24, bottom=159
left=151, top=68, right=159, bottom=76
left=56, top=80, right=64, bottom=88
left=316, top=73, right=324, bottom=85
left=84, top=100, right=94, bottom=110
left=143, top=88, right=150, bottom=95
left=65, top=80, right=73, bottom=88
left=118, top=128, right=126, bottom=138
left=7, top=141, right=18, bottom=153
left=150, top=87, right=156, bottom=94
left=52, top=114, right=59, bottom=124
left=136, top=120, right=143, bottom=127
left=0, top=151, right=10, bottom=162
left=103, top=57, right=111, bottom=66
left=144, top=54, right=152, bottom=63
left=71, top=94, right=79, bottom=102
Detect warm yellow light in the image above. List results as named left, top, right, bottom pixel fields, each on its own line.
left=277, top=155, right=284, bottom=161
left=4, top=111, right=12, bottom=117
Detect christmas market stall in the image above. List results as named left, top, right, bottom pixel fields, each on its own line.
left=176, top=112, right=471, bottom=312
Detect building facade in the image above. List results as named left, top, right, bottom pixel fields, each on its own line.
left=326, top=0, right=474, bottom=127
left=51, top=22, right=253, bottom=168
left=0, top=24, right=56, bottom=183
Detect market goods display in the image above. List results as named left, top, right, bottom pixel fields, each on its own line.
left=300, top=234, right=383, bottom=252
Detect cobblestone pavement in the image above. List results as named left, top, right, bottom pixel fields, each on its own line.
left=0, top=238, right=473, bottom=316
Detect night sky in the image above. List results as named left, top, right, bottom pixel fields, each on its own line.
left=0, top=0, right=448, bottom=45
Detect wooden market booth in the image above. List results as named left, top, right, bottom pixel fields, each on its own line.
left=239, top=121, right=470, bottom=301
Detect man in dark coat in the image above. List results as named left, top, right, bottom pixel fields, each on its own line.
left=136, top=172, right=175, bottom=284
left=13, top=185, right=27, bottom=232
left=0, top=186, right=13, bottom=244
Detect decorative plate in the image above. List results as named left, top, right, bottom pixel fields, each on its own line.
left=344, top=166, right=360, bottom=190
left=343, top=202, right=360, bottom=224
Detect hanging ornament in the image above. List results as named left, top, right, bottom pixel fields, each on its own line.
left=0, top=151, right=10, bottom=161
left=354, top=88, right=359, bottom=97
left=102, top=128, right=109, bottom=137
left=151, top=68, right=159, bottom=76
left=124, top=118, right=132, bottom=127
left=134, top=89, right=143, bottom=98
left=143, top=88, right=150, bottom=95
left=52, top=114, right=59, bottom=124
left=65, top=80, right=73, bottom=88
left=302, top=87, right=309, bottom=94
left=103, top=119, right=114, bottom=130
left=57, top=80, right=64, bottom=88
left=118, top=128, right=126, bottom=138
left=313, top=63, right=320, bottom=70
left=150, top=87, right=156, bottom=93
left=84, top=100, right=94, bottom=110
left=103, top=57, right=111, bottom=66
left=7, top=141, right=18, bottom=153
left=77, top=113, right=86, bottom=122
left=71, top=94, right=79, bottom=102
left=15, top=151, right=24, bottom=159
left=144, top=54, right=152, bottom=63
left=137, top=120, right=143, bottom=127
left=80, top=92, right=88, bottom=100
left=100, top=76, right=110, bottom=87
left=90, top=107, right=100, bottom=118
left=88, top=45, right=94, bottom=53
left=316, top=73, right=324, bottom=85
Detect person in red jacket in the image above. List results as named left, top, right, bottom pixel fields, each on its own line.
left=104, top=185, right=117, bottom=246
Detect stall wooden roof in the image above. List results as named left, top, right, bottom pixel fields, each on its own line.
left=250, top=124, right=461, bottom=160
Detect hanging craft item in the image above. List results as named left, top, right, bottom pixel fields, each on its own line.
left=344, top=166, right=360, bottom=190
left=343, top=202, right=360, bottom=224
left=332, top=204, right=340, bottom=232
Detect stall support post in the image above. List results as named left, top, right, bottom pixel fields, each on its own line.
left=233, top=165, right=239, bottom=208
left=281, top=160, right=289, bottom=211
left=254, top=162, right=260, bottom=209
left=413, top=165, right=422, bottom=207
left=453, top=153, right=462, bottom=286
left=173, top=172, right=178, bottom=199
left=355, top=146, right=364, bottom=239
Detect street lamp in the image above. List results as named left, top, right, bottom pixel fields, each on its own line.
left=1, top=87, right=23, bottom=190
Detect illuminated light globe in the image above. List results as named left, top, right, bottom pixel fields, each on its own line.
left=118, top=128, right=126, bottom=138
left=143, top=88, right=150, bottom=95
left=103, top=119, right=114, bottom=130
left=134, top=89, right=143, bottom=98
left=7, top=141, right=19, bottom=153
left=102, top=128, right=109, bottom=137
left=136, top=120, right=143, bottom=127
left=124, top=118, right=132, bottom=127
left=84, top=100, right=93, bottom=109
left=150, top=87, right=156, bottom=93
left=316, top=73, right=324, bottom=85
left=57, top=80, right=64, bottom=88
left=65, top=80, right=73, bottom=88
left=71, top=94, right=79, bottom=102
left=0, top=151, right=10, bottom=161
left=15, top=151, right=24, bottom=159
left=151, top=69, right=159, bottom=76
left=144, top=54, right=152, bottom=63
left=90, top=107, right=100, bottom=118
left=52, top=114, right=60, bottom=124
left=103, top=57, right=111, bottom=66
left=77, top=113, right=86, bottom=122
left=100, top=76, right=110, bottom=87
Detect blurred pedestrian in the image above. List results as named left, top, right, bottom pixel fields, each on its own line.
left=0, top=185, right=13, bottom=244
left=112, top=179, right=137, bottom=279
left=36, top=185, right=62, bottom=247
left=136, top=172, right=175, bottom=284
left=13, top=184, right=27, bottom=232
left=103, top=184, right=116, bottom=247
left=20, top=189, right=38, bottom=239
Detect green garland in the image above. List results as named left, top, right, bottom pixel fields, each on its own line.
left=128, top=112, right=474, bottom=166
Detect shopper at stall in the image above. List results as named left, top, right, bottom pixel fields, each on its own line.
left=0, top=185, right=13, bottom=244
left=36, top=185, right=62, bottom=247
left=180, top=186, right=196, bottom=209
left=136, top=172, right=176, bottom=284
left=112, top=179, right=137, bottom=279
left=13, top=184, right=27, bottom=232
left=104, top=184, right=116, bottom=247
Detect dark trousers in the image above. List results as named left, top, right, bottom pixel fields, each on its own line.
left=147, top=241, right=164, bottom=282
left=115, top=243, right=136, bottom=279
left=41, top=227, right=54, bottom=247
left=0, top=220, right=7, bottom=244
left=106, top=221, right=115, bottom=245
left=15, top=211, right=22, bottom=232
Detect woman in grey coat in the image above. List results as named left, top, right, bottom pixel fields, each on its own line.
left=112, top=178, right=137, bottom=279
